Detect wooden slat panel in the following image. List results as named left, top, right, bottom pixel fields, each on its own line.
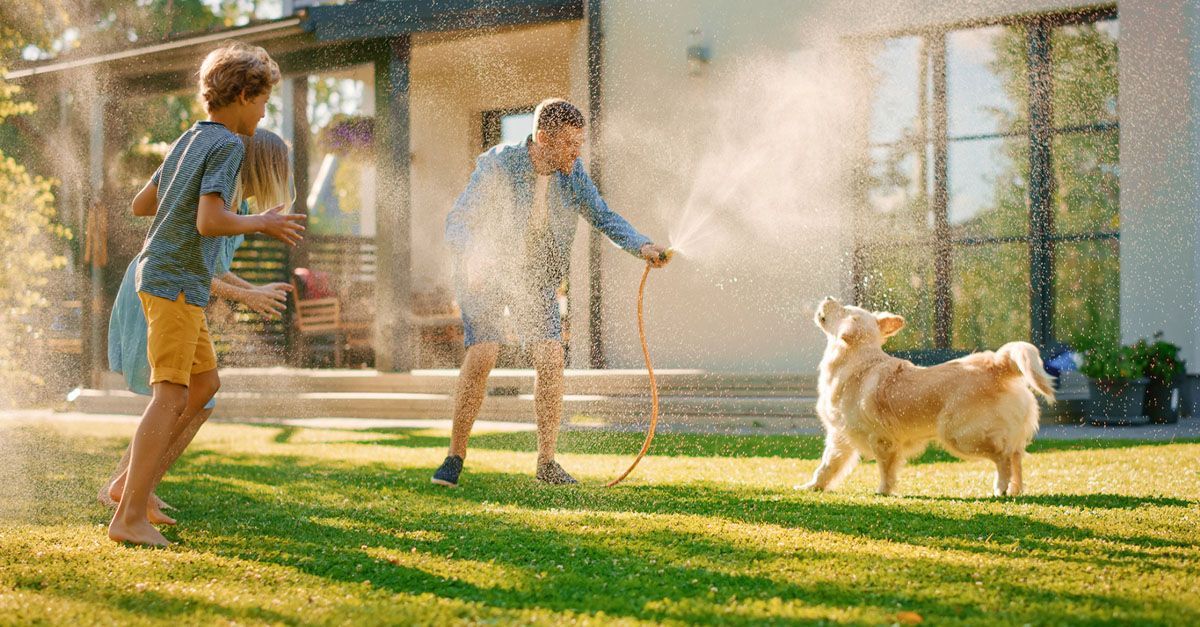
left=212, top=234, right=291, bottom=366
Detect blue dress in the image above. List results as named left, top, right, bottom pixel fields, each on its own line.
left=108, top=201, right=248, bottom=409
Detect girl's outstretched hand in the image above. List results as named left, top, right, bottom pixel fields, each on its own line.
left=241, top=283, right=289, bottom=318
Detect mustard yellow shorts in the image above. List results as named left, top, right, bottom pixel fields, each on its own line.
left=138, top=291, right=217, bottom=387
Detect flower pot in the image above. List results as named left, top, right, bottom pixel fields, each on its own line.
left=1180, top=374, right=1200, bottom=418
left=1143, top=377, right=1180, bottom=424
left=1086, top=377, right=1148, bottom=425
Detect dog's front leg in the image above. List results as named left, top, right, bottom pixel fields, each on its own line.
left=798, top=433, right=859, bottom=491
left=992, top=453, right=1015, bottom=497
left=874, top=446, right=901, bottom=496
left=1006, top=451, right=1025, bottom=496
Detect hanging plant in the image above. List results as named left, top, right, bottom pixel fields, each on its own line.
left=319, top=114, right=375, bottom=157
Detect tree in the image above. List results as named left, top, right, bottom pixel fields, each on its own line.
left=0, top=60, right=71, bottom=405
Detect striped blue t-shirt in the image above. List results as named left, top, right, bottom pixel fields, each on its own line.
left=135, top=120, right=244, bottom=308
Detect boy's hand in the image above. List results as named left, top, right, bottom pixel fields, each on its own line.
left=639, top=243, right=671, bottom=268
left=259, top=205, right=306, bottom=246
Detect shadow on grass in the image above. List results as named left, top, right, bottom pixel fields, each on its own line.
left=924, top=493, right=1194, bottom=510
left=1028, top=437, right=1200, bottom=453
left=309, top=426, right=1200, bottom=466
left=5, top=420, right=1198, bottom=624
left=343, top=430, right=829, bottom=460
left=161, top=451, right=1200, bottom=624
left=273, top=425, right=300, bottom=444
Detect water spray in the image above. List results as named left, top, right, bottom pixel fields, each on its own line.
left=606, top=247, right=673, bottom=488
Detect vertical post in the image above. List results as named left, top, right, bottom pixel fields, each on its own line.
left=847, top=45, right=871, bottom=305
left=1027, top=23, right=1055, bottom=350
left=586, top=0, right=606, bottom=369
left=930, top=33, right=952, bottom=350
left=917, top=36, right=930, bottom=232
left=1191, top=0, right=1200, bottom=376
left=373, top=36, right=415, bottom=372
left=58, top=87, right=86, bottom=388
left=285, top=75, right=310, bottom=364
left=83, top=91, right=107, bottom=387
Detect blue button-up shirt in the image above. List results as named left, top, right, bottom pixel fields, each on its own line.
left=445, top=138, right=651, bottom=290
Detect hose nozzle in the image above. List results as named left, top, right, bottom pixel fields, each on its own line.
left=659, top=248, right=675, bottom=262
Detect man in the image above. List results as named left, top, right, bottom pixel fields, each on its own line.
left=435, top=98, right=670, bottom=486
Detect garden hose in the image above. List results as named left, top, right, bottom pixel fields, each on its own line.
left=606, top=248, right=672, bottom=487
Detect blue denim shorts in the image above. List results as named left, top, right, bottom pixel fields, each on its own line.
left=455, top=271, right=562, bottom=348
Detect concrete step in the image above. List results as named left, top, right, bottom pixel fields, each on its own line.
left=96, top=368, right=819, bottom=397
left=72, top=387, right=819, bottom=419
left=77, top=370, right=1089, bottom=428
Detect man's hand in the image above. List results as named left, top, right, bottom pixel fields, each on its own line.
left=258, top=205, right=306, bottom=246
left=639, top=243, right=672, bottom=268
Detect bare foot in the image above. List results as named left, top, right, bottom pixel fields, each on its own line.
left=147, top=503, right=177, bottom=526
left=97, top=482, right=117, bottom=508
left=105, top=480, right=175, bottom=516
left=107, top=476, right=125, bottom=504
left=108, top=516, right=171, bottom=547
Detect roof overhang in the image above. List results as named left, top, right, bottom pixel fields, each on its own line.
left=4, top=0, right=583, bottom=92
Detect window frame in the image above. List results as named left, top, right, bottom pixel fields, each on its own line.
left=481, top=105, right=537, bottom=150
left=852, top=5, right=1119, bottom=362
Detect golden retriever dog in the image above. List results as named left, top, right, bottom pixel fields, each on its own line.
left=801, top=297, right=1055, bottom=496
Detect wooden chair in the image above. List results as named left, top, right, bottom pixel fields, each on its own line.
left=46, top=300, right=83, bottom=355
left=411, top=288, right=464, bottom=368
left=291, top=276, right=370, bottom=368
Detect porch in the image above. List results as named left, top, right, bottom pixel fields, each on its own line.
left=6, top=0, right=599, bottom=387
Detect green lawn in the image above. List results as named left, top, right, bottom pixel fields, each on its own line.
left=1, top=418, right=1198, bottom=626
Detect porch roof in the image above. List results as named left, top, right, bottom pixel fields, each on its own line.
left=3, top=0, right=583, bottom=89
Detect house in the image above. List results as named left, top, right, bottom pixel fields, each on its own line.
left=7, top=0, right=1197, bottom=388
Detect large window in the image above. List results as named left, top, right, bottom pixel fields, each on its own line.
left=856, top=8, right=1119, bottom=355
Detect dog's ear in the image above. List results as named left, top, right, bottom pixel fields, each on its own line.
left=875, top=312, right=906, bottom=338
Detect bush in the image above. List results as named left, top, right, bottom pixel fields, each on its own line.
left=1133, top=332, right=1182, bottom=383
left=1080, top=342, right=1147, bottom=381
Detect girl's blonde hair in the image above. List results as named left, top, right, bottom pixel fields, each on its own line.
left=240, top=128, right=294, bottom=213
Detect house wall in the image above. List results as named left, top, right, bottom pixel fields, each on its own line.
left=595, top=0, right=1200, bottom=372
left=407, top=21, right=591, bottom=361
left=1116, top=0, right=1200, bottom=370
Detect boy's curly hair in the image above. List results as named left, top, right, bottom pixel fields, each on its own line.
left=198, top=41, right=281, bottom=113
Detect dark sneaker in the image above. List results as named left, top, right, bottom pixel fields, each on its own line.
left=535, top=460, right=578, bottom=485
left=431, top=455, right=464, bottom=487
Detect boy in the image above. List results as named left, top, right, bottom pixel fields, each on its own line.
left=108, top=41, right=304, bottom=546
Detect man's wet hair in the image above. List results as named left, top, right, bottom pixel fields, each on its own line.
left=534, top=98, right=585, bottom=134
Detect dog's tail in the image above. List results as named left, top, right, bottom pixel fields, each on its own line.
left=998, top=342, right=1056, bottom=403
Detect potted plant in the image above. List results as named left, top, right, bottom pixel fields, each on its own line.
left=1080, top=342, right=1149, bottom=425
left=1135, top=333, right=1183, bottom=424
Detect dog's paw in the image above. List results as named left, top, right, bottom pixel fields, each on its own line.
left=795, top=481, right=825, bottom=492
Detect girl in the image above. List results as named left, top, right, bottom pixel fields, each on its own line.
left=100, top=128, right=294, bottom=523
